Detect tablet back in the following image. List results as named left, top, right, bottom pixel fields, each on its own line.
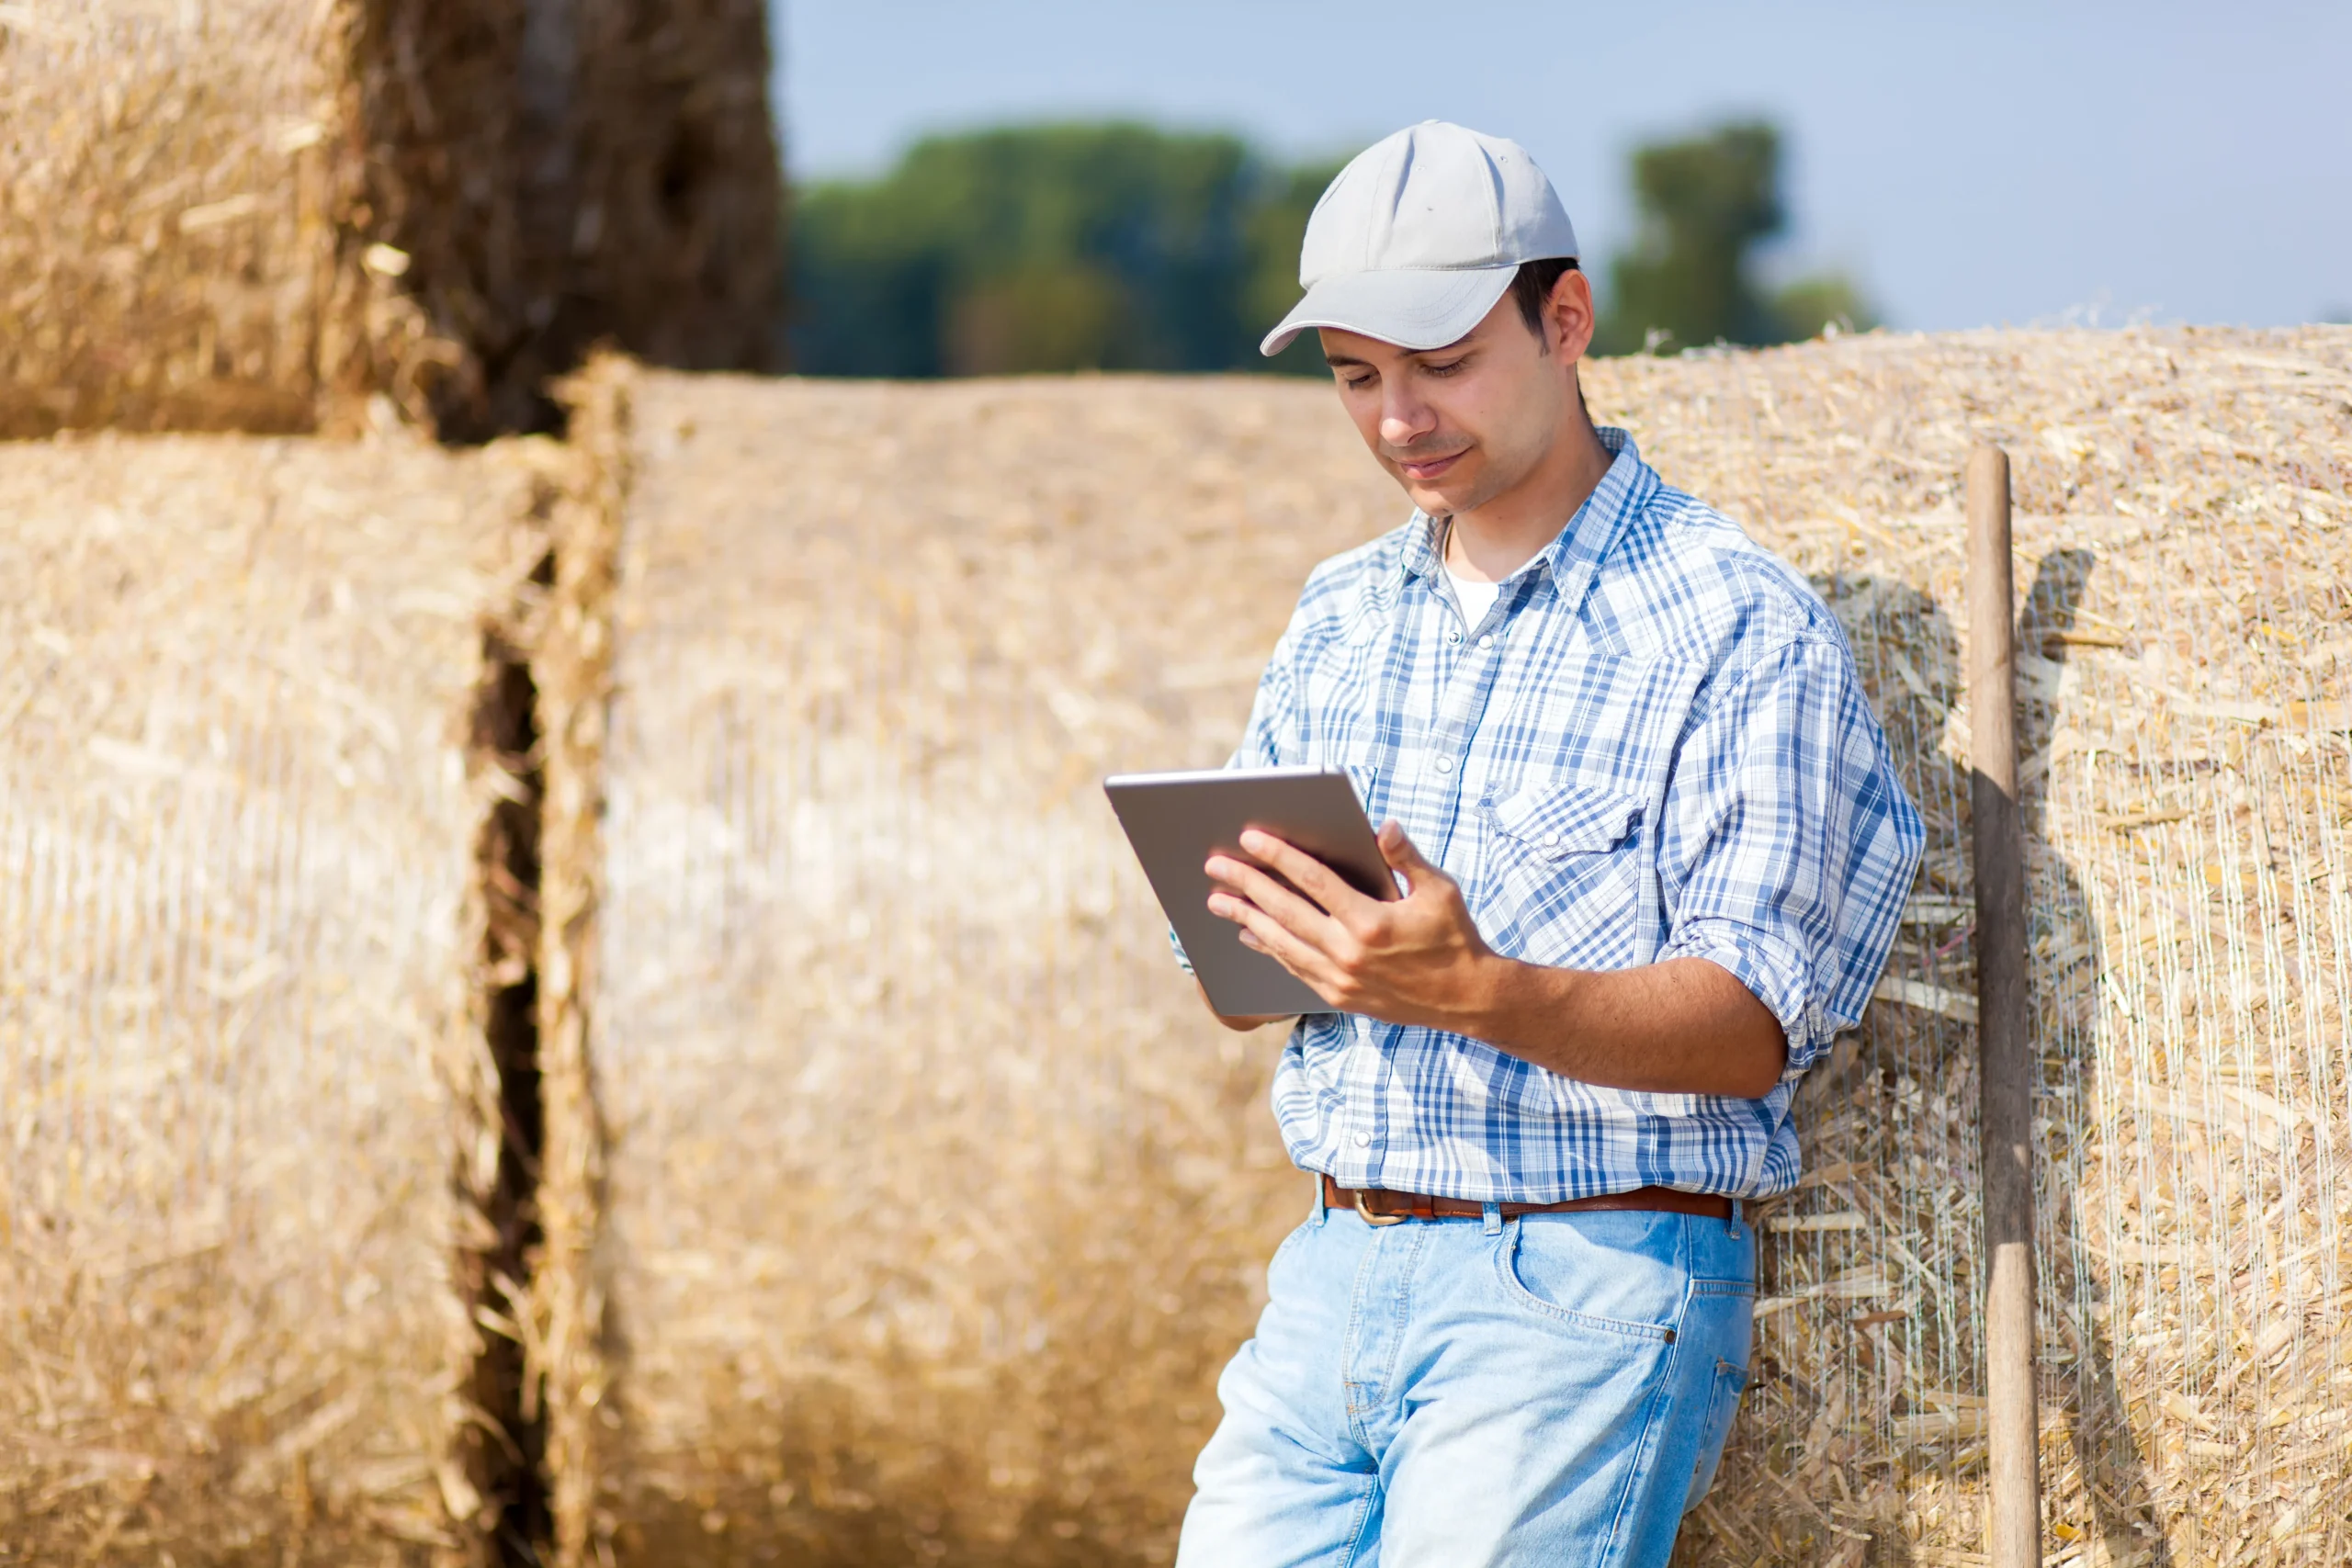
left=1104, top=766, right=1396, bottom=1018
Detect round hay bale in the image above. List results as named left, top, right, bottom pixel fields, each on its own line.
left=0, top=429, right=549, bottom=1561
left=574, top=371, right=1395, bottom=1564
left=568, top=329, right=2351, bottom=1566
left=0, top=0, right=779, bottom=441
left=1581, top=326, right=2352, bottom=1566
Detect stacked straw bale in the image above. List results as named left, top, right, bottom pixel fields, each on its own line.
left=569, top=368, right=1397, bottom=1565
left=1591, top=326, right=2352, bottom=1568
left=571, top=327, right=2349, bottom=1567
left=0, top=430, right=553, bottom=1561
left=0, top=0, right=778, bottom=441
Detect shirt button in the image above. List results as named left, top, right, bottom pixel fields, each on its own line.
left=1352, top=1132, right=1373, bottom=1148
left=1543, top=832, right=1561, bottom=849
left=1446, top=627, right=1462, bottom=644
left=1433, top=755, right=1455, bottom=774
left=1479, top=635, right=1494, bottom=649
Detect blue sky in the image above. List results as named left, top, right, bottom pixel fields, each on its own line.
left=774, top=1, right=2351, bottom=333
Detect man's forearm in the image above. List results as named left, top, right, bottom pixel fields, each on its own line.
left=1462, top=954, right=1786, bottom=1099
left=1201, top=824, right=1787, bottom=1097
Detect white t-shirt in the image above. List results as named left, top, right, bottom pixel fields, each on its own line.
left=1445, top=562, right=1501, bottom=631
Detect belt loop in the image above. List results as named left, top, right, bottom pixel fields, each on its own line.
left=1311, top=1171, right=1329, bottom=1228
left=1482, top=1201, right=1502, bottom=1237
left=1727, top=1197, right=1743, bottom=1237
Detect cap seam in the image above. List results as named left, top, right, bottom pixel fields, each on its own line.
left=1487, top=148, right=1506, bottom=264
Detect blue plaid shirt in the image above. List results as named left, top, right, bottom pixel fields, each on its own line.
left=1212, top=428, right=1922, bottom=1201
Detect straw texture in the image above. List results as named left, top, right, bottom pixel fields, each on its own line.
left=0, top=428, right=547, bottom=1562
left=530, top=356, right=632, bottom=1568
left=578, top=328, right=2348, bottom=1567
left=0, top=1, right=356, bottom=437
left=1596, top=327, right=2352, bottom=1568
left=579, top=368, right=1396, bottom=1565
left=0, top=0, right=779, bottom=441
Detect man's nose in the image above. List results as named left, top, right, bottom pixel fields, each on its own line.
left=1379, top=389, right=1434, bottom=448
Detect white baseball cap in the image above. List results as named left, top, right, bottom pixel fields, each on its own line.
left=1261, top=120, right=1579, bottom=357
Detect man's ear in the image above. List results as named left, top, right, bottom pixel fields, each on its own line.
left=1549, top=268, right=1597, bottom=363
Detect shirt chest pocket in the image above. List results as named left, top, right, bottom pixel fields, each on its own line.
left=1478, top=782, right=1649, bottom=968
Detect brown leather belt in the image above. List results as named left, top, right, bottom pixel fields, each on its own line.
left=1324, top=1174, right=1733, bottom=1225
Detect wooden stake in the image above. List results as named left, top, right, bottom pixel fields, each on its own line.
left=1968, top=444, right=2041, bottom=1568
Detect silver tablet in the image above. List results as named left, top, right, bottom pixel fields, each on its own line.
left=1104, top=765, right=1397, bottom=1018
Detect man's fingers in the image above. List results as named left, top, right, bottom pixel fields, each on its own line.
left=1206, top=852, right=1340, bottom=940
left=1237, top=829, right=1367, bottom=916
left=1377, top=819, right=1430, bottom=871
left=1218, top=896, right=1345, bottom=1000
left=1377, top=820, right=1447, bottom=895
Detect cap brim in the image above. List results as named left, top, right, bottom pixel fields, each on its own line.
left=1259, top=266, right=1518, bottom=357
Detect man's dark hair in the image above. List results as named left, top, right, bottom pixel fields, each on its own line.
left=1509, top=256, right=1593, bottom=419
left=1510, top=257, right=1580, bottom=343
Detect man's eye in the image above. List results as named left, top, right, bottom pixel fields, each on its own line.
left=1422, top=358, right=1467, bottom=378
left=1340, top=373, right=1375, bottom=390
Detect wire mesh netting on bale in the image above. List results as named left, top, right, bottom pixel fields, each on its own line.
left=0, top=431, right=559, bottom=1562
left=574, top=330, right=2348, bottom=1568
left=0, top=0, right=778, bottom=441
left=1586, top=327, right=2352, bottom=1568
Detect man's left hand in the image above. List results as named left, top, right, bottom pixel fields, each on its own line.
left=1204, top=822, right=1498, bottom=1032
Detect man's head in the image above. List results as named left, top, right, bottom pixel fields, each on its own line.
left=1317, top=260, right=1598, bottom=519
left=1262, top=123, right=1600, bottom=520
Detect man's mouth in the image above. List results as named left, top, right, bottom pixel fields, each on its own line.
left=1396, top=448, right=1468, bottom=482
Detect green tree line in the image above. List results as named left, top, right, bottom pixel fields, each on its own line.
left=788, top=118, right=1871, bottom=377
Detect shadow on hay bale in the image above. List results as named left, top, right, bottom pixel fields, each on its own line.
left=1693, top=555, right=2175, bottom=1566
left=0, top=0, right=779, bottom=443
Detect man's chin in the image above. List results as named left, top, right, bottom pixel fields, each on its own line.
left=1399, top=474, right=1483, bottom=517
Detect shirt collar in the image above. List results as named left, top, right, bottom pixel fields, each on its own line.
left=1397, top=427, right=1653, bottom=616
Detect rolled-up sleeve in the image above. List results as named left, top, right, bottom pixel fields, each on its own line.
left=1657, top=636, right=1924, bottom=1077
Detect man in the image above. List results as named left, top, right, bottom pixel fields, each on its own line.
left=1173, top=122, right=1924, bottom=1566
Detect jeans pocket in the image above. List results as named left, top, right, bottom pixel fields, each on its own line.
left=1491, top=1217, right=1680, bottom=1342
left=1264, top=1217, right=1317, bottom=1291
left=1683, top=1357, right=1750, bottom=1511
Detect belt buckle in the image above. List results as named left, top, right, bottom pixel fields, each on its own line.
left=1355, top=1190, right=1407, bottom=1226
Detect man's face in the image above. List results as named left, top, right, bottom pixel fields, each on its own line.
left=1318, top=270, right=1594, bottom=520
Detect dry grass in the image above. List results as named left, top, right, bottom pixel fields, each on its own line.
left=0, top=1, right=356, bottom=437
left=0, top=0, right=778, bottom=442
left=572, top=329, right=2349, bottom=1566
left=530, top=356, right=633, bottom=1568
left=0, top=427, right=553, bottom=1561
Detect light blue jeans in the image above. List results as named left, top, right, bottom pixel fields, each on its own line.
left=1176, top=1190, right=1755, bottom=1568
